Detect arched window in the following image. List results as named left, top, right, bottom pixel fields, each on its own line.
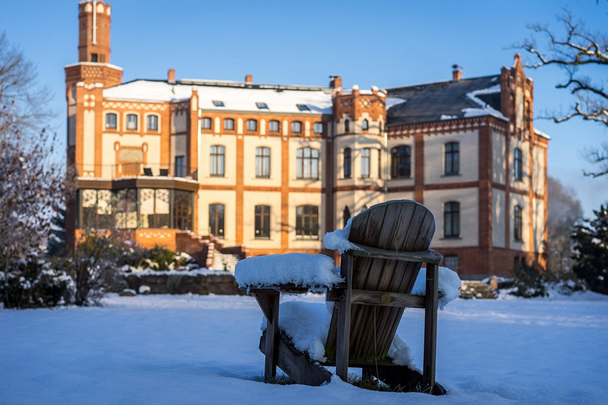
left=514, top=147, right=523, bottom=181
left=210, top=145, right=225, bottom=177
left=224, top=118, right=235, bottom=131
left=106, top=113, right=117, bottom=129
left=209, top=204, right=225, bottom=238
left=256, top=147, right=271, bottom=178
left=362, top=119, right=369, bottom=131
left=126, top=114, right=138, bottom=130
left=291, top=121, right=302, bottom=133
left=255, top=205, right=270, bottom=239
left=343, top=148, right=352, bottom=179
left=390, top=145, right=411, bottom=178
left=445, top=142, right=459, bottom=175
left=146, top=115, right=158, bottom=131
left=444, top=201, right=460, bottom=238
left=296, top=147, right=319, bottom=179
left=514, top=205, right=523, bottom=241
left=343, top=206, right=351, bottom=228
left=201, top=117, right=212, bottom=130
left=246, top=119, right=258, bottom=132
left=361, top=148, right=371, bottom=178
left=296, top=205, right=319, bottom=239
left=313, top=122, right=323, bottom=134
left=344, top=119, right=350, bottom=133
left=269, top=120, right=280, bottom=133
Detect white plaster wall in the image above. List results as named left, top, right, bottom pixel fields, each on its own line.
left=386, top=191, right=415, bottom=202
left=424, top=188, right=479, bottom=248
left=533, top=198, right=546, bottom=254
left=83, top=110, right=95, bottom=173
left=198, top=190, right=237, bottom=245
left=532, top=146, right=546, bottom=195
left=243, top=136, right=282, bottom=187
left=334, top=134, right=384, bottom=183
left=510, top=193, right=530, bottom=252
left=424, top=130, right=479, bottom=185
left=334, top=190, right=384, bottom=229
left=102, top=133, right=162, bottom=177
left=386, top=136, right=415, bottom=187
left=242, top=191, right=282, bottom=248
left=510, top=138, right=530, bottom=191
left=199, top=134, right=237, bottom=186
left=492, top=131, right=506, bottom=184
left=492, top=188, right=506, bottom=248
left=289, top=138, right=324, bottom=188
left=288, top=192, right=325, bottom=250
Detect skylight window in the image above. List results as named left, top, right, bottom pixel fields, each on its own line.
left=212, top=100, right=225, bottom=107
left=256, top=102, right=269, bottom=110
left=297, top=104, right=310, bottom=111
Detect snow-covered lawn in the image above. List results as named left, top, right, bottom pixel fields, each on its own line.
left=1, top=293, right=607, bottom=405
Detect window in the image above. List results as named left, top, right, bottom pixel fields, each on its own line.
left=174, top=190, right=193, bottom=231
left=514, top=205, right=523, bottom=241
left=246, top=119, right=258, bottom=132
left=296, top=147, right=319, bottom=179
left=344, top=119, right=350, bottom=133
left=297, top=104, right=310, bottom=111
left=269, top=120, right=280, bottom=133
left=390, top=145, right=411, bottom=179
left=343, top=148, right=352, bottom=179
left=139, top=189, right=170, bottom=229
left=115, top=189, right=138, bottom=229
left=444, top=201, right=460, bottom=238
left=513, top=256, right=520, bottom=270
left=212, top=100, right=225, bottom=107
left=256, top=147, right=271, bottom=178
left=126, top=114, right=138, bottom=130
left=91, top=53, right=98, bottom=62
left=209, top=204, right=225, bottom=238
left=174, top=156, right=185, bottom=178
left=361, top=148, right=371, bottom=178
left=118, top=148, right=143, bottom=177
left=255, top=205, right=270, bottom=239
left=362, top=119, right=369, bottom=131
left=224, top=118, right=235, bottom=131
left=313, top=122, right=323, bottom=134
left=106, top=113, right=117, bottom=129
left=80, top=189, right=112, bottom=229
left=292, top=121, right=302, bottom=133
left=378, top=148, right=382, bottom=179
left=201, top=117, right=212, bottom=130
left=296, top=205, right=319, bottom=239
left=514, top=147, right=523, bottom=181
left=444, top=255, right=459, bottom=271
left=256, top=102, right=269, bottom=110
left=147, top=115, right=158, bottom=131
left=445, top=142, right=459, bottom=175
left=210, top=145, right=225, bottom=177
left=343, top=206, right=351, bottom=228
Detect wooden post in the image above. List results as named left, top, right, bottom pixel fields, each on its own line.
left=254, top=290, right=280, bottom=382
left=336, top=253, right=353, bottom=381
left=423, top=263, right=438, bottom=391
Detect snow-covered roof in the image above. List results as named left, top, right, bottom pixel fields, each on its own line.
left=534, top=128, right=551, bottom=140
left=103, top=79, right=334, bottom=115
left=386, top=75, right=505, bottom=125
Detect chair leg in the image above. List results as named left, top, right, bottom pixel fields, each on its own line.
left=335, top=253, right=352, bottom=381
left=423, top=263, right=438, bottom=391
left=254, top=291, right=280, bottom=382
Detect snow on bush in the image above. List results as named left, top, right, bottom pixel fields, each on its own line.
left=235, top=253, right=343, bottom=288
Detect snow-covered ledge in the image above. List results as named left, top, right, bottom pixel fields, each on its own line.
left=235, top=253, right=344, bottom=289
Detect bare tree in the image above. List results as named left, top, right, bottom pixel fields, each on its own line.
left=0, top=32, right=64, bottom=274
left=518, top=10, right=608, bottom=177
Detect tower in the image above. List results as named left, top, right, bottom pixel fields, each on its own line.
left=78, top=0, right=112, bottom=63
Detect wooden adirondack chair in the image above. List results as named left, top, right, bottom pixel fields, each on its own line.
left=250, top=200, right=446, bottom=395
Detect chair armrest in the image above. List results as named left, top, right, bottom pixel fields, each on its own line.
left=347, top=243, right=443, bottom=264
left=249, top=283, right=331, bottom=294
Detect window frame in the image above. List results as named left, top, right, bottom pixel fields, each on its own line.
left=223, top=118, right=235, bottom=131
left=361, top=148, right=371, bottom=178
left=201, top=117, right=212, bottom=130
left=254, top=205, right=271, bottom=239
left=295, top=205, right=319, bottom=240
left=444, top=201, right=460, bottom=238
left=255, top=147, right=271, bottom=178
left=313, top=122, right=323, bottom=134
left=246, top=119, right=258, bottom=132
left=444, top=255, right=459, bottom=272
left=390, top=145, right=411, bottom=179
left=514, top=205, right=523, bottom=242
left=174, top=155, right=185, bottom=178
left=146, top=114, right=159, bottom=132
left=514, top=147, right=523, bottom=182
left=362, top=119, right=369, bottom=131
left=343, top=147, right=352, bottom=179
left=269, top=120, right=280, bottom=133
left=105, top=112, right=117, bottom=130
left=296, top=147, right=320, bottom=180
left=291, top=121, right=302, bottom=134
left=125, top=113, right=139, bottom=131
left=444, top=141, right=460, bottom=176
left=209, top=203, right=225, bottom=238
left=210, top=145, right=225, bottom=177
left=344, top=119, right=350, bottom=133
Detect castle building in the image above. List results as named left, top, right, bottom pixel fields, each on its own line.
left=66, top=1, right=548, bottom=278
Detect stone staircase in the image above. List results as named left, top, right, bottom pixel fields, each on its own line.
left=210, top=251, right=241, bottom=272
left=459, top=280, right=498, bottom=299
left=176, top=231, right=247, bottom=269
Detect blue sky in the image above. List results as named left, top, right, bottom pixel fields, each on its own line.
left=1, top=0, right=607, bottom=215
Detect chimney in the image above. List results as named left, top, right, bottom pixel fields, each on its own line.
left=352, top=84, right=360, bottom=96
left=452, top=64, right=462, bottom=81
left=245, top=74, right=253, bottom=83
left=168, top=69, right=176, bottom=84
left=329, top=75, right=342, bottom=89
